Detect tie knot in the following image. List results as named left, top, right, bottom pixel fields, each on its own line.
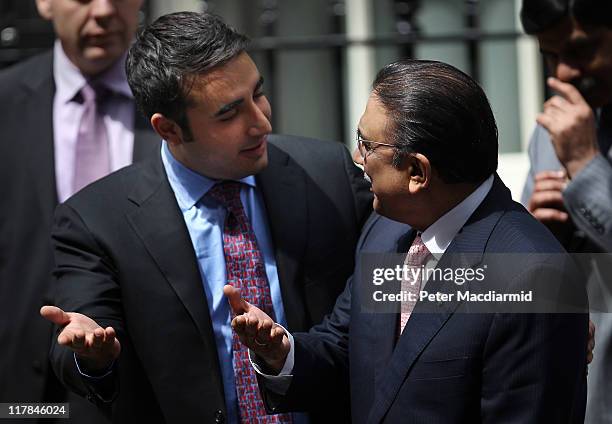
left=405, top=235, right=430, bottom=266
left=207, top=181, right=243, bottom=212
left=78, top=82, right=111, bottom=105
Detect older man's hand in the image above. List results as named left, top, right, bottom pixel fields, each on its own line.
left=224, top=285, right=290, bottom=374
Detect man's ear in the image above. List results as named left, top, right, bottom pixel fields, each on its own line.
left=150, top=113, right=186, bottom=146
left=406, top=153, right=431, bottom=193
left=35, top=0, right=53, bottom=20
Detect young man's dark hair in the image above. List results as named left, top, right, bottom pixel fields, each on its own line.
left=372, top=59, right=498, bottom=184
left=126, top=11, right=249, bottom=140
left=520, top=0, right=612, bottom=34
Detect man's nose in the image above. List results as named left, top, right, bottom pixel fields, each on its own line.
left=90, top=0, right=117, bottom=20
left=247, top=105, right=272, bottom=137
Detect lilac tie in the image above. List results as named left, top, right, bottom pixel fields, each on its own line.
left=399, top=235, right=431, bottom=334
left=72, top=82, right=110, bottom=195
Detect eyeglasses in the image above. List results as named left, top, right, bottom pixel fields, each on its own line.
left=356, top=129, right=395, bottom=160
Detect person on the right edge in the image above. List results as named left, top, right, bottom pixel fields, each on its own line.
left=226, top=60, right=589, bottom=423
left=520, top=1, right=612, bottom=422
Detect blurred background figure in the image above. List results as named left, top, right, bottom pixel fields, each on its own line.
left=0, top=0, right=156, bottom=422
left=520, top=0, right=612, bottom=422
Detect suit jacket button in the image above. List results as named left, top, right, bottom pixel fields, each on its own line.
left=214, top=410, right=225, bottom=423
left=32, top=360, right=42, bottom=374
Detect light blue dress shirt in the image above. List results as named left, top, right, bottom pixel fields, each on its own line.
left=161, top=142, right=288, bottom=424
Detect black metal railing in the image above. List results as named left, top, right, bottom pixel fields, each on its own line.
left=0, top=0, right=527, bottom=145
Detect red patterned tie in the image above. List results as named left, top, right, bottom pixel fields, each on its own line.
left=399, top=235, right=431, bottom=334
left=208, top=181, right=292, bottom=424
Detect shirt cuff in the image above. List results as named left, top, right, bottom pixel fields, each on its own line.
left=74, top=352, right=115, bottom=379
left=248, top=324, right=294, bottom=395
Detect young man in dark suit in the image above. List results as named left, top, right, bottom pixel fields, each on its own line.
left=230, top=60, right=589, bottom=423
left=0, top=0, right=156, bottom=421
left=40, top=11, right=371, bottom=423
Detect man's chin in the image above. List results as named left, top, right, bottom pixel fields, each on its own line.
left=80, top=46, right=124, bottom=71
left=251, top=154, right=269, bottom=176
left=231, top=153, right=269, bottom=180
left=372, top=195, right=409, bottom=225
left=372, top=195, right=384, bottom=214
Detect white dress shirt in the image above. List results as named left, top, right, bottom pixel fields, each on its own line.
left=253, top=174, right=495, bottom=391
left=53, top=40, right=135, bottom=202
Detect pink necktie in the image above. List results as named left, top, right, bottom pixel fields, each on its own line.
left=399, top=235, right=431, bottom=334
left=72, top=82, right=110, bottom=195
left=208, top=182, right=292, bottom=424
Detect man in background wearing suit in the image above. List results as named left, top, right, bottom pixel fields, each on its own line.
left=0, top=0, right=156, bottom=422
left=229, top=59, right=589, bottom=423
left=520, top=1, right=612, bottom=421
left=40, top=11, right=370, bottom=423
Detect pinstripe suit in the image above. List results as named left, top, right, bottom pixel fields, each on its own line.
left=522, top=116, right=612, bottom=424
left=264, top=175, right=588, bottom=423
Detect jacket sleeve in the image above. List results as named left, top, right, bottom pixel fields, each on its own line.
left=49, top=203, right=124, bottom=406
left=564, top=153, right=612, bottom=251
left=259, top=275, right=352, bottom=416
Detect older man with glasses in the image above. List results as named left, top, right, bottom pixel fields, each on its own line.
left=229, top=59, right=589, bottom=424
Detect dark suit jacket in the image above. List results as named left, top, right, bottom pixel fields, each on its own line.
left=0, top=50, right=158, bottom=419
left=270, top=176, right=588, bottom=423
left=48, top=135, right=372, bottom=423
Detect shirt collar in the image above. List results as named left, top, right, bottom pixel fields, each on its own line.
left=161, top=141, right=256, bottom=211
left=53, top=40, right=133, bottom=104
left=420, top=174, right=494, bottom=257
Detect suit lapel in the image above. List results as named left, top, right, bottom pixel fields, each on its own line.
left=125, top=155, right=221, bottom=381
left=21, top=51, right=57, bottom=209
left=372, top=230, right=413, bottom=389
left=256, top=143, right=308, bottom=331
left=368, top=176, right=509, bottom=423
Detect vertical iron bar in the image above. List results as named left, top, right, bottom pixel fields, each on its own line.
left=393, top=0, right=421, bottom=58
left=330, top=0, right=346, bottom=144
left=465, top=0, right=480, bottom=81
left=259, top=0, right=278, bottom=131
